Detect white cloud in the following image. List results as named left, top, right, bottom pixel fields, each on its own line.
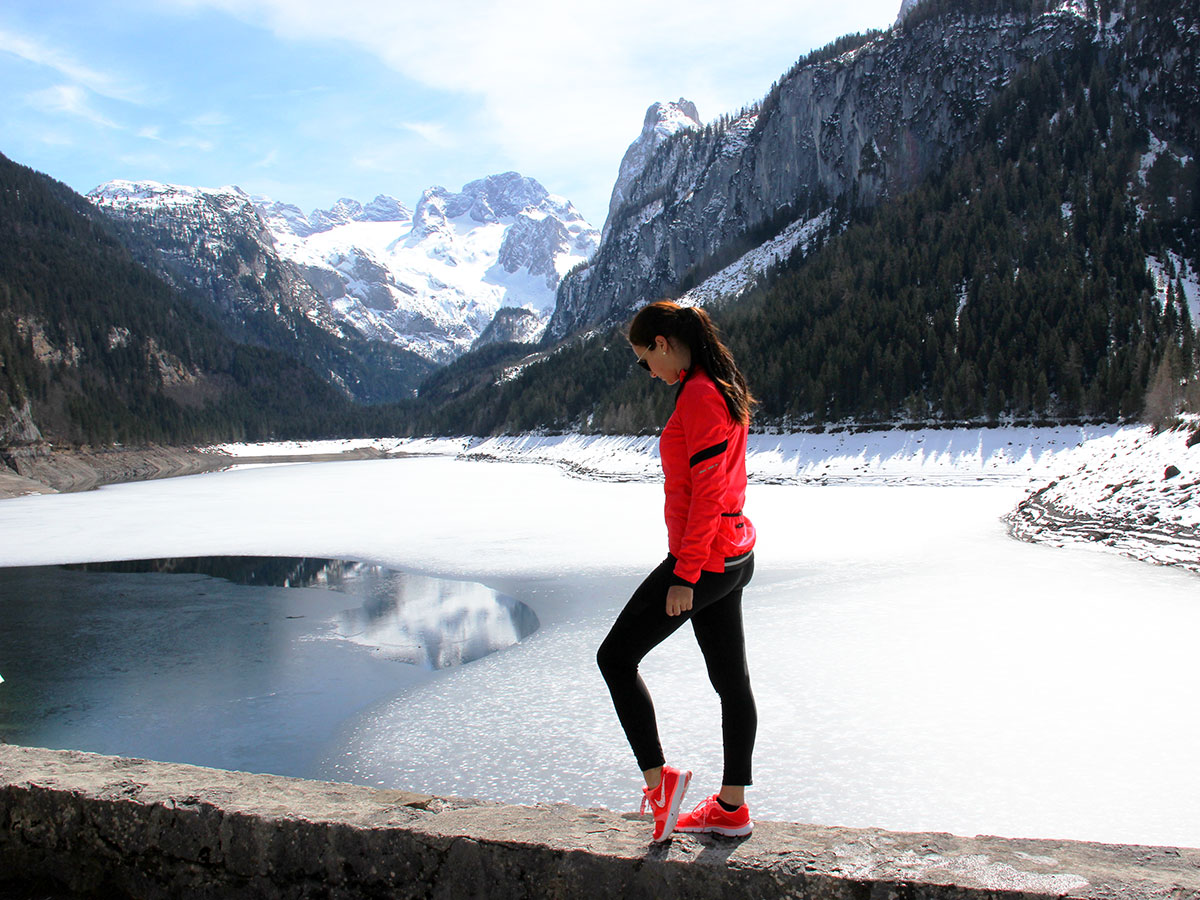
left=136, top=123, right=217, bottom=151
left=186, top=111, right=232, bottom=129
left=174, top=135, right=215, bottom=151
left=156, top=0, right=901, bottom=215
left=401, top=121, right=452, bottom=146
left=29, top=83, right=118, bottom=128
left=34, top=129, right=75, bottom=147
left=0, top=26, right=145, bottom=103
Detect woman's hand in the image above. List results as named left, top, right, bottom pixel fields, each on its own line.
left=666, top=585, right=694, bottom=617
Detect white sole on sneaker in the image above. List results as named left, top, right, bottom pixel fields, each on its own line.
left=709, top=822, right=753, bottom=837
left=652, top=769, right=691, bottom=843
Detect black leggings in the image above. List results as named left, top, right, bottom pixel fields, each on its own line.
left=596, top=553, right=756, bottom=786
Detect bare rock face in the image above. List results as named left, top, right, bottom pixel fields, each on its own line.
left=548, top=6, right=1096, bottom=340
left=0, top=399, right=42, bottom=447
left=411, top=187, right=452, bottom=239
left=448, top=172, right=551, bottom=223
left=498, top=214, right=572, bottom=290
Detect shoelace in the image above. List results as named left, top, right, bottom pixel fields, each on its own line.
left=639, top=781, right=665, bottom=816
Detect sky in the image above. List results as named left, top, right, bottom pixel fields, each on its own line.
left=1, top=0, right=902, bottom=229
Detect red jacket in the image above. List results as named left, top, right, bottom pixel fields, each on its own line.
left=659, top=366, right=756, bottom=584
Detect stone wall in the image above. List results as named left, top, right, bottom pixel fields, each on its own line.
left=2, top=745, right=1198, bottom=899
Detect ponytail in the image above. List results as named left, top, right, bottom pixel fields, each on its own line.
left=628, top=300, right=756, bottom=425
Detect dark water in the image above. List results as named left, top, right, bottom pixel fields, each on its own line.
left=0, top=557, right=538, bottom=779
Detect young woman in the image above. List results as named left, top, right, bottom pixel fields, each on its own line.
left=596, top=299, right=758, bottom=842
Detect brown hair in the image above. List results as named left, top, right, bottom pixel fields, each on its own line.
left=628, top=300, right=756, bottom=425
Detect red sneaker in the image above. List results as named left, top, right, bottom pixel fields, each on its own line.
left=675, top=793, right=753, bottom=837
left=640, top=765, right=691, bottom=842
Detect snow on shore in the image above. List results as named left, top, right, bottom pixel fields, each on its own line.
left=217, top=424, right=1122, bottom=485
left=1008, top=419, right=1200, bottom=573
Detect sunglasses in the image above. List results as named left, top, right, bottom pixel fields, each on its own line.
left=634, top=343, right=653, bottom=371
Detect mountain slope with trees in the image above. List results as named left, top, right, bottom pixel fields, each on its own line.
left=0, top=153, right=361, bottom=447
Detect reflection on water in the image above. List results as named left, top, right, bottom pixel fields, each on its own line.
left=0, top=557, right=539, bottom=778
left=324, top=568, right=540, bottom=669
left=66, top=557, right=540, bottom=668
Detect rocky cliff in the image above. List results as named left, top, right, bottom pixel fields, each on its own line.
left=548, top=1, right=1099, bottom=339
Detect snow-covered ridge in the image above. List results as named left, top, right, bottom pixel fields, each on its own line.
left=90, top=179, right=249, bottom=207
left=255, top=194, right=412, bottom=239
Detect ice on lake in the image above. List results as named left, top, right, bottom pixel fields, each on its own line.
left=0, top=456, right=1197, bottom=849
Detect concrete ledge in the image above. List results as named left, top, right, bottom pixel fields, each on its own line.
left=2, top=746, right=1197, bottom=899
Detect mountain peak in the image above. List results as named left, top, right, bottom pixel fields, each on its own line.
left=252, top=193, right=413, bottom=237
left=450, top=173, right=550, bottom=223
left=643, top=98, right=701, bottom=134
left=603, top=98, right=701, bottom=239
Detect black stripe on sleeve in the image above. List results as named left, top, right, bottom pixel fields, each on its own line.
left=689, top=439, right=728, bottom=468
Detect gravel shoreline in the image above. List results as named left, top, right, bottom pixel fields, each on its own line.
left=1006, top=492, right=1200, bottom=575
left=0, top=445, right=235, bottom=499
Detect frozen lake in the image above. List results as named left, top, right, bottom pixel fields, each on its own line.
left=0, top=559, right=538, bottom=777
left=0, top=456, right=1197, bottom=849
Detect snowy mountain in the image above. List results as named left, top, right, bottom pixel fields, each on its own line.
left=88, top=173, right=598, bottom=369
left=259, top=173, right=599, bottom=363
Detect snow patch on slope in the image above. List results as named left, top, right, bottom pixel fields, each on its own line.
left=680, top=211, right=832, bottom=307
left=1147, top=252, right=1200, bottom=322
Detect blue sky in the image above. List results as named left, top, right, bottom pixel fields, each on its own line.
left=1, top=0, right=902, bottom=228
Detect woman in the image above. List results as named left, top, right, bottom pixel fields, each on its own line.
left=596, top=299, right=758, bottom=843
